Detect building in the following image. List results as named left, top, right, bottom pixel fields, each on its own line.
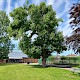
left=67, top=53, right=77, bottom=57
left=23, top=57, right=38, bottom=63
left=8, top=52, right=38, bottom=63
left=8, top=52, right=28, bottom=63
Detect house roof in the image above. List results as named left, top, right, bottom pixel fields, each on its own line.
left=67, top=54, right=77, bottom=57
left=8, top=52, right=28, bottom=59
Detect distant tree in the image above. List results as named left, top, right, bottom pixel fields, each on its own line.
left=9, top=2, right=66, bottom=66
left=66, top=1, right=80, bottom=54
left=0, top=11, right=14, bottom=60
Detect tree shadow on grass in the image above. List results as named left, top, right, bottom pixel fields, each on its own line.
left=27, top=64, right=48, bottom=68
left=27, top=64, right=46, bottom=68
left=0, top=63, right=19, bottom=66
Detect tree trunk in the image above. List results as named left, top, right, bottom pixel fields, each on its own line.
left=41, top=48, right=51, bottom=67
left=42, top=56, right=46, bottom=67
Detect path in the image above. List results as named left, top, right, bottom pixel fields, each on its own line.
left=61, top=68, right=73, bottom=71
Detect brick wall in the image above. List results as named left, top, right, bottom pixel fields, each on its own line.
left=23, top=58, right=38, bottom=63
left=0, top=60, right=6, bottom=63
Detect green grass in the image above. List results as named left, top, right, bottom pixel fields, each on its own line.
left=0, top=63, right=80, bottom=80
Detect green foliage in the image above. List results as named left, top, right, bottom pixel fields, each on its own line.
left=9, top=2, right=67, bottom=65
left=8, top=7, right=29, bottom=39
left=0, top=11, right=10, bottom=35
left=48, top=56, right=55, bottom=61
left=60, top=56, right=79, bottom=65
left=47, top=55, right=80, bottom=65
left=0, top=37, right=10, bottom=59
left=19, top=34, right=41, bottom=58
left=0, top=11, right=14, bottom=60
left=61, top=56, right=67, bottom=60
left=61, top=56, right=79, bottom=61
left=28, top=2, right=66, bottom=57
left=70, top=57, right=78, bottom=61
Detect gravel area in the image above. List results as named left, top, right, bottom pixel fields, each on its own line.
left=61, top=68, right=73, bottom=71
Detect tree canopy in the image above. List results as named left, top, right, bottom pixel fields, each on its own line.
left=0, top=11, right=14, bottom=60
left=69, top=2, right=80, bottom=28
left=66, top=1, right=80, bottom=54
left=9, top=2, right=66, bottom=66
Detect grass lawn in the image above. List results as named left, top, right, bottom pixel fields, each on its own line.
left=0, top=63, right=80, bottom=80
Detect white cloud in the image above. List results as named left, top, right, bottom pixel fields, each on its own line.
left=58, top=18, right=73, bottom=37
left=51, top=0, right=74, bottom=37
left=6, top=0, right=26, bottom=22
left=62, top=25, right=72, bottom=37
left=67, top=14, right=70, bottom=18
left=46, top=0, right=70, bottom=18
left=6, top=0, right=12, bottom=14
left=14, top=0, right=26, bottom=8
left=0, top=0, right=4, bottom=10
left=46, top=0, right=55, bottom=5
left=14, top=2, right=19, bottom=8
left=31, top=0, right=45, bottom=5
left=19, top=0, right=26, bottom=6
left=57, top=0, right=70, bottom=18
left=54, top=0, right=64, bottom=10
left=46, top=0, right=64, bottom=10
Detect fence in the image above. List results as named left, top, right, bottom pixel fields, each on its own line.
left=38, top=58, right=80, bottom=65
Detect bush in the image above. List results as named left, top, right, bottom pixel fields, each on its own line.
left=48, top=56, right=55, bottom=61
left=61, top=56, right=67, bottom=60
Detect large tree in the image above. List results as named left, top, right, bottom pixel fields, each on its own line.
left=9, top=2, right=66, bottom=66
left=69, top=1, right=80, bottom=28
left=66, top=28, right=80, bottom=54
left=0, top=11, right=14, bottom=60
left=66, top=1, right=80, bottom=54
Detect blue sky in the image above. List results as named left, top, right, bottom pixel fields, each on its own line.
left=0, top=0, right=78, bottom=55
